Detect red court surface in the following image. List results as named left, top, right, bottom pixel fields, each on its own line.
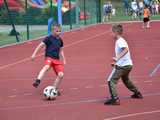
left=0, top=21, right=160, bottom=120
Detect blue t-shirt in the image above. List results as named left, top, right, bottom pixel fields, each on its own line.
left=105, top=4, right=112, bottom=13
left=43, top=35, right=63, bottom=59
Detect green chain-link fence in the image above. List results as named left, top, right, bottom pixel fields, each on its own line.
left=0, top=0, right=160, bottom=46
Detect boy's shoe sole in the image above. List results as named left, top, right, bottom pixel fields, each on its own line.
left=104, top=98, right=120, bottom=105
left=131, top=92, right=143, bottom=99
left=33, top=79, right=40, bottom=88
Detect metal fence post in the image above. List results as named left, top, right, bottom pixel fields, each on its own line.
left=83, top=0, right=86, bottom=25
left=96, top=0, right=101, bottom=23
left=25, top=0, right=30, bottom=40
left=49, top=0, right=54, bottom=17
left=69, top=0, right=72, bottom=29
left=3, top=0, right=20, bottom=42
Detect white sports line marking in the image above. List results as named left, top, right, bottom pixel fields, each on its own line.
left=85, top=85, right=94, bottom=89
left=2, top=92, right=160, bottom=110
left=149, top=64, right=160, bottom=77
left=23, top=93, right=33, bottom=96
left=0, top=31, right=109, bottom=71
left=70, top=88, right=79, bottom=90
left=8, top=95, right=17, bottom=98
left=0, top=21, right=136, bottom=71
left=6, top=78, right=155, bottom=99
left=0, top=57, right=31, bottom=70
left=104, top=110, right=160, bottom=120
left=144, top=80, right=152, bottom=83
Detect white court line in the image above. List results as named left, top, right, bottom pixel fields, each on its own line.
left=149, top=64, right=160, bottom=77
left=23, top=93, right=33, bottom=96
left=8, top=95, right=17, bottom=98
left=70, top=88, right=79, bottom=90
left=104, top=110, right=160, bottom=120
left=6, top=80, right=155, bottom=99
left=64, top=31, right=109, bottom=48
left=85, top=85, right=94, bottom=89
left=0, top=30, right=109, bottom=71
left=144, top=80, right=152, bottom=83
left=106, top=19, right=160, bottom=24
left=0, top=57, right=31, bottom=70
left=2, top=92, right=160, bottom=110
left=0, top=21, right=144, bottom=71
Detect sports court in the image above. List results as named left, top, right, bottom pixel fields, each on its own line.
left=0, top=21, right=160, bottom=120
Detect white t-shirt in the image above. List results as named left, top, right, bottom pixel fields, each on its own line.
left=115, top=37, right=133, bottom=66
left=131, top=1, right=138, bottom=11
left=139, top=2, right=144, bottom=9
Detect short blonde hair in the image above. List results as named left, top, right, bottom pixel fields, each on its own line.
left=112, top=24, right=123, bottom=35
left=53, top=23, right=61, bottom=29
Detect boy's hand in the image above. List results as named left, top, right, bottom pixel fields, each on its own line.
left=110, top=57, right=117, bottom=67
left=111, top=61, right=116, bottom=67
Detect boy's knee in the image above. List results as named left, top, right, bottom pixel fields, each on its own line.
left=44, top=65, right=50, bottom=70
left=58, top=72, right=64, bottom=79
left=109, top=77, right=118, bottom=84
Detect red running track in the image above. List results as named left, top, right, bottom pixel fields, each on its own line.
left=0, top=22, right=160, bottom=120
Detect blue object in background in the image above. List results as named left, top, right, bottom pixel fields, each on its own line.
left=48, top=17, right=54, bottom=36
left=31, top=0, right=45, bottom=5
left=48, top=0, right=63, bottom=36
left=57, top=0, right=62, bottom=26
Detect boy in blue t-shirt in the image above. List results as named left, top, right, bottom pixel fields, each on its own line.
left=31, top=24, right=66, bottom=94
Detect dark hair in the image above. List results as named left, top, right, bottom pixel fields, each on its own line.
left=112, top=24, right=123, bottom=35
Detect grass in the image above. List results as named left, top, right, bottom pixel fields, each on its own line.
left=1, top=15, right=160, bottom=47
left=0, top=30, right=48, bottom=46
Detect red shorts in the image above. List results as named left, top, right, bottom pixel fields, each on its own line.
left=45, top=57, right=64, bottom=75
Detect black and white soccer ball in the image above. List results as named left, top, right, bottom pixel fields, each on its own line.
left=43, top=86, right=58, bottom=100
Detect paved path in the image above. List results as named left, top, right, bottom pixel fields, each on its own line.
left=0, top=25, right=48, bottom=33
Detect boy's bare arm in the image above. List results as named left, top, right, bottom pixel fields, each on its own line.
left=60, top=48, right=66, bottom=64
left=31, top=42, right=45, bottom=60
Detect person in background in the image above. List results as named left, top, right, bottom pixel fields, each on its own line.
left=143, top=5, right=151, bottom=28
left=138, top=0, right=144, bottom=20
left=103, top=1, right=113, bottom=22
left=131, top=0, right=138, bottom=20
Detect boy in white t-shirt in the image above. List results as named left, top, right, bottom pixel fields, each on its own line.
left=104, top=24, right=143, bottom=105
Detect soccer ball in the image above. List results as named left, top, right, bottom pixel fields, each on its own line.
left=43, top=86, right=58, bottom=100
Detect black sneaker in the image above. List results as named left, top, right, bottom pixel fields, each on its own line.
left=104, top=98, right=120, bottom=105
left=131, top=92, right=143, bottom=99
left=33, top=79, right=41, bottom=88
